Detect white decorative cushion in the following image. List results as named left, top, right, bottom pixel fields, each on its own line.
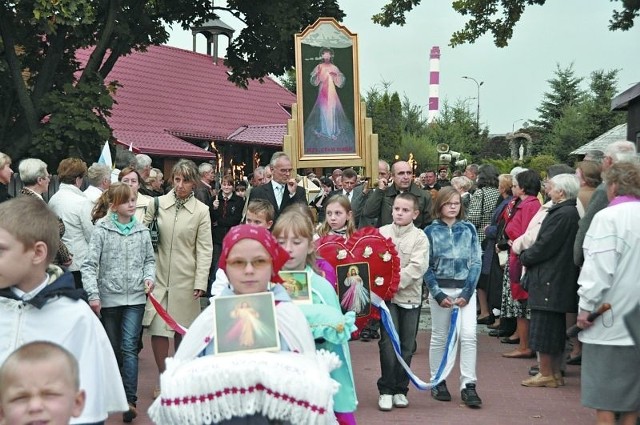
left=149, top=350, right=340, bottom=425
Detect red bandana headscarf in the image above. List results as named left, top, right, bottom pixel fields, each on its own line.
left=218, top=225, right=290, bottom=283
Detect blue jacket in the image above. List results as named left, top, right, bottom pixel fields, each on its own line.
left=424, top=219, right=482, bottom=303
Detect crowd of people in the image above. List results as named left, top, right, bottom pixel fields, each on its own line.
left=0, top=143, right=639, bottom=425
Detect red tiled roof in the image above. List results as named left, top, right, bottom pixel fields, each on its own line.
left=113, top=131, right=213, bottom=158
left=227, top=124, right=288, bottom=147
left=76, top=45, right=295, bottom=158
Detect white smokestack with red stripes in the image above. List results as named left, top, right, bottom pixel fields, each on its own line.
left=428, top=46, right=440, bottom=123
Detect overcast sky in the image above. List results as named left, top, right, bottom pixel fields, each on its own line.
left=166, top=0, right=639, bottom=135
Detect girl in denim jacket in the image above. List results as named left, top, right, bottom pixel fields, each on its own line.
left=424, top=187, right=482, bottom=408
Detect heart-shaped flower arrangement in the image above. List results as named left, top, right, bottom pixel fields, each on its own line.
left=316, top=227, right=400, bottom=335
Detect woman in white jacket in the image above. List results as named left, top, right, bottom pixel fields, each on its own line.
left=48, top=158, right=94, bottom=289
left=577, top=161, right=640, bottom=425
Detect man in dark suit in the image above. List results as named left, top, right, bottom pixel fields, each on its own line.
left=194, top=162, right=215, bottom=209
left=329, top=168, right=364, bottom=227
left=248, top=152, right=306, bottom=224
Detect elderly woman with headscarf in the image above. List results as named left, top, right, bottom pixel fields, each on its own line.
left=518, top=174, right=580, bottom=388
left=576, top=161, right=640, bottom=425
left=142, top=159, right=213, bottom=398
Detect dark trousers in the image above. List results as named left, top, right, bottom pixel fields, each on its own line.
left=377, top=303, right=421, bottom=395
left=101, top=304, right=145, bottom=404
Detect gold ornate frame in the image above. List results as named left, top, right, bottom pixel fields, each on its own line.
left=291, top=18, right=362, bottom=166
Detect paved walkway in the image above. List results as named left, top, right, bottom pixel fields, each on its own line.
left=107, top=315, right=594, bottom=425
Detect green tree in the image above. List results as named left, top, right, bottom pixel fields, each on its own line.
left=425, top=99, right=480, bottom=159
left=0, top=0, right=343, bottom=164
left=223, top=1, right=344, bottom=86
left=531, top=63, right=585, bottom=132
left=398, top=133, right=438, bottom=171
left=279, top=68, right=297, bottom=94
left=365, top=85, right=403, bottom=161
left=480, top=135, right=511, bottom=160
left=581, top=69, right=626, bottom=139
left=544, top=104, right=593, bottom=161
left=532, top=66, right=625, bottom=161
left=528, top=154, right=560, bottom=175
left=401, top=95, right=428, bottom=136
left=373, top=0, right=639, bottom=47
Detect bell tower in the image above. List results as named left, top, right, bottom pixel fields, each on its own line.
left=191, top=18, right=235, bottom=64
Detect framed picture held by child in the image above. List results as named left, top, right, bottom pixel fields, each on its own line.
left=336, top=262, right=371, bottom=318
left=279, top=271, right=312, bottom=304
left=213, top=293, right=280, bottom=355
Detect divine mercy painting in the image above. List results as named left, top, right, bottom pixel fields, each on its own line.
left=213, top=293, right=280, bottom=355
left=298, top=20, right=358, bottom=157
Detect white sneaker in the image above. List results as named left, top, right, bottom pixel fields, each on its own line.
left=393, top=393, right=409, bottom=408
left=378, top=394, right=393, bottom=411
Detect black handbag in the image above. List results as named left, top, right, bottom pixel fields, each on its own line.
left=149, top=197, right=160, bottom=251
left=520, top=271, right=530, bottom=292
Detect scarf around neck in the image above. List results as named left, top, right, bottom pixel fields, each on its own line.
left=174, top=191, right=194, bottom=211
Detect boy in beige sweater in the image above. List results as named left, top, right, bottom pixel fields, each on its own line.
left=376, top=193, right=430, bottom=411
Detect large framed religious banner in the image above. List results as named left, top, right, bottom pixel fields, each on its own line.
left=294, top=18, right=361, bottom=163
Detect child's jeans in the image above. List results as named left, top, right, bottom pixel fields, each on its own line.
left=101, top=304, right=145, bottom=404
left=376, top=302, right=421, bottom=395
left=429, top=289, right=478, bottom=391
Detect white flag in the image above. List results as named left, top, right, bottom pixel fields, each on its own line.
left=98, top=141, right=112, bottom=168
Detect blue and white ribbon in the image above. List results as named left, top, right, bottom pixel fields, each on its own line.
left=370, top=293, right=460, bottom=391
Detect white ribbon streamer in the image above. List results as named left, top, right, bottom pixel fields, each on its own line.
left=370, top=293, right=460, bottom=391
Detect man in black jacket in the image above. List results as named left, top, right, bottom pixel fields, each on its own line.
left=211, top=175, right=244, bottom=284
left=248, top=152, right=306, bottom=225
left=328, top=168, right=364, bottom=227
left=362, top=161, right=432, bottom=229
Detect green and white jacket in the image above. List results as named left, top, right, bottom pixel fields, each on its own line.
left=81, top=214, right=155, bottom=307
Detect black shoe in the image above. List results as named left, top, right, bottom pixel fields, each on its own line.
left=566, top=354, right=582, bottom=365
left=529, top=365, right=539, bottom=376
left=461, top=383, right=482, bottom=407
left=476, top=314, right=495, bottom=325
left=431, top=380, right=451, bottom=402
left=123, top=403, right=137, bottom=423
left=370, top=329, right=380, bottom=339
left=359, top=329, right=371, bottom=342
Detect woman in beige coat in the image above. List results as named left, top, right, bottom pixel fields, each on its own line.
left=143, top=159, right=212, bottom=396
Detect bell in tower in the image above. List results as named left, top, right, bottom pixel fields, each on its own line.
left=191, top=18, right=235, bottom=64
